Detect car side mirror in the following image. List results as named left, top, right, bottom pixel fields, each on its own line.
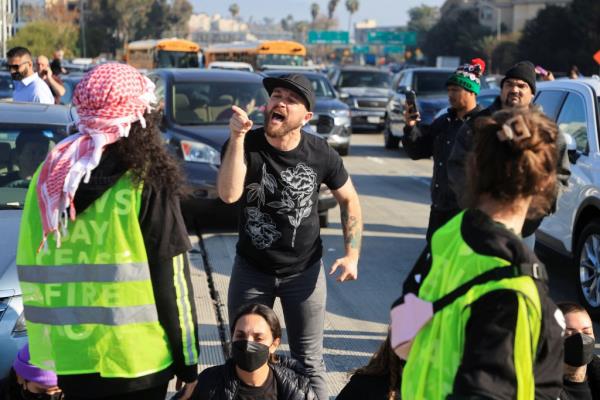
left=397, top=85, right=409, bottom=94
left=563, top=133, right=579, bottom=164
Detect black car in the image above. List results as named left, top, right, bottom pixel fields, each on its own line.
left=147, top=69, right=337, bottom=229
left=384, top=67, right=491, bottom=149
left=0, top=72, right=14, bottom=100
left=261, top=70, right=352, bottom=155
left=330, top=66, right=393, bottom=131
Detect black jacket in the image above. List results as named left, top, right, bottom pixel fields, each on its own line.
left=402, top=106, right=481, bottom=212
left=559, top=356, right=600, bottom=400
left=56, top=146, right=199, bottom=397
left=403, top=209, right=564, bottom=399
left=336, top=373, right=394, bottom=400
left=192, top=357, right=316, bottom=400
left=447, top=97, right=571, bottom=236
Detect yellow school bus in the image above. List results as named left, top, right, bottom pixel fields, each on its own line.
left=203, top=40, right=306, bottom=70
left=125, top=38, right=201, bottom=69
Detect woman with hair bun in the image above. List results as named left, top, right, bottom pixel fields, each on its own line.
left=394, top=108, right=565, bottom=399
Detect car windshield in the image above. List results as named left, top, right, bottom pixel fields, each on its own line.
left=413, top=71, right=452, bottom=95
left=173, top=81, right=269, bottom=125
left=308, top=75, right=335, bottom=98
left=156, top=51, right=199, bottom=68
left=0, top=125, right=65, bottom=208
left=339, top=70, right=391, bottom=88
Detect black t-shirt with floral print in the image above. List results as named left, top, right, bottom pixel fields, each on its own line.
left=223, top=128, right=349, bottom=276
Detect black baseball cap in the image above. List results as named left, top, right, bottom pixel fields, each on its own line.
left=263, top=74, right=316, bottom=111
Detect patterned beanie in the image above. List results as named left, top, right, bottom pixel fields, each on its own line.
left=446, top=58, right=486, bottom=95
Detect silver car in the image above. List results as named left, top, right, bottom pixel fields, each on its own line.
left=0, top=102, right=76, bottom=378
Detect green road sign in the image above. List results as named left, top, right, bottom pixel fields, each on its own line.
left=353, top=45, right=370, bottom=54
left=384, top=45, right=405, bottom=54
left=365, top=31, right=417, bottom=45
left=307, top=31, right=349, bottom=44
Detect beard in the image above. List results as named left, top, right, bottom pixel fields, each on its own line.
left=11, top=66, right=29, bottom=81
left=264, top=109, right=303, bottom=138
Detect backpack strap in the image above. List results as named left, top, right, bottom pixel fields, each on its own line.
left=432, top=262, right=547, bottom=313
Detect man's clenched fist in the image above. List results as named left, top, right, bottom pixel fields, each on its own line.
left=230, top=105, right=253, bottom=138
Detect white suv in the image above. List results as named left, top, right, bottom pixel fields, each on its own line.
left=534, top=78, right=600, bottom=314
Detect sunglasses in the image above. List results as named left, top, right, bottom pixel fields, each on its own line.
left=6, top=61, right=29, bottom=71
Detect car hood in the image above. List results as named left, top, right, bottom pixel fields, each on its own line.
left=170, top=124, right=231, bottom=149
left=340, top=87, right=391, bottom=98
left=314, top=97, right=348, bottom=113
left=0, top=210, right=22, bottom=295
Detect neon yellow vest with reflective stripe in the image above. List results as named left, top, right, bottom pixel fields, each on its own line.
left=401, top=211, right=542, bottom=400
left=16, top=171, right=173, bottom=378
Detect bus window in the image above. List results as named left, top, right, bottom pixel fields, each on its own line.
left=156, top=51, right=200, bottom=68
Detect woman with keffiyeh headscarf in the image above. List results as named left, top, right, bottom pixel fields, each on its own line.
left=16, top=63, right=199, bottom=400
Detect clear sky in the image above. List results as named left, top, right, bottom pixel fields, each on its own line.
left=190, top=0, right=447, bottom=28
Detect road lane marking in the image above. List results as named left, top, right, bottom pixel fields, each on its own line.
left=367, top=156, right=384, bottom=164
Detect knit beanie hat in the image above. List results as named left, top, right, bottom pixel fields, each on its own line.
left=501, top=61, right=536, bottom=94
left=446, top=58, right=486, bottom=95
left=12, top=344, right=58, bottom=387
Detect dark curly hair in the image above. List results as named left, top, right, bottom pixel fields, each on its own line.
left=352, top=334, right=403, bottom=400
left=112, top=110, right=189, bottom=197
left=466, top=108, right=559, bottom=219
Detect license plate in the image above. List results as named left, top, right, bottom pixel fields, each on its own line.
left=367, top=116, right=381, bottom=124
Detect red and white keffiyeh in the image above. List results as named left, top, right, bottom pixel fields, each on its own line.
left=36, top=63, right=156, bottom=250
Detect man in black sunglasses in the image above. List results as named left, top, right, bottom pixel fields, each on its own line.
left=6, top=47, right=53, bottom=104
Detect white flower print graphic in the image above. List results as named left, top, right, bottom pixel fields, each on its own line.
left=244, top=207, right=282, bottom=250
left=267, top=163, right=317, bottom=247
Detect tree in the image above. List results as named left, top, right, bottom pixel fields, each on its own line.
left=345, top=0, right=359, bottom=35
left=281, top=14, right=294, bottom=31
left=475, top=35, right=498, bottom=73
left=7, top=20, right=79, bottom=57
left=492, top=40, right=519, bottom=73
left=138, top=0, right=170, bottom=39
left=167, top=0, right=193, bottom=37
left=328, top=0, right=340, bottom=19
left=407, top=5, right=439, bottom=33
left=229, top=3, right=240, bottom=19
left=422, top=9, right=491, bottom=64
left=310, top=3, right=320, bottom=23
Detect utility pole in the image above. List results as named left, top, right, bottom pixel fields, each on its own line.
left=1, top=0, right=7, bottom=58
left=79, top=0, right=86, bottom=57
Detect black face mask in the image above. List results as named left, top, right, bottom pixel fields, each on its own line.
left=564, top=332, right=595, bottom=367
left=232, top=340, right=270, bottom=372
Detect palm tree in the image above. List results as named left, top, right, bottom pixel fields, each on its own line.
left=310, top=3, right=320, bottom=23
left=328, top=0, right=339, bottom=20
left=345, top=0, right=359, bottom=37
left=229, top=3, right=239, bottom=19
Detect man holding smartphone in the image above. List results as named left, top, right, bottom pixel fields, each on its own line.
left=36, top=55, right=65, bottom=104
left=402, top=59, right=484, bottom=241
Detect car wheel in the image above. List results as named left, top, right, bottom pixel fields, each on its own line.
left=574, top=219, right=600, bottom=317
left=337, top=145, right=349, bottom=156
left=319, top=212, right=329, bottom=228
left=384, top=119, right=400, bottom=149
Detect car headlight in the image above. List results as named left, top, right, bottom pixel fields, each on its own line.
left=331, top=109, right=351, bottom=126
left=12, top=311, right=27, bottom=336
left=180, top=140, right=220, bottom=165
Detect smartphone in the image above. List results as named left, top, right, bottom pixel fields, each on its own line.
left=405, top=90, right=417, bottom=114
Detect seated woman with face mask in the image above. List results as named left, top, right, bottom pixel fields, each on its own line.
left=0, top=344, right=63, bottom=400
left=188, top=303, right=316, bottom=400
left=557, top=302, right=600, bottom=400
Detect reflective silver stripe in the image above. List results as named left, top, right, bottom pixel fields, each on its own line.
left=18, top=263, right=150, bottom=283
left=24, top=304, right=159, bottom=325
left=174, top=254, right=196, bottom=364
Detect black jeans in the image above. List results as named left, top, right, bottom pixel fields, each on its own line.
left=65, top=383, right=168, bottom=400
left=426, top=208, right=461, bottom=243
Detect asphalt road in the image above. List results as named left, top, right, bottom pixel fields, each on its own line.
left=193, top=131, right=588, bottom=399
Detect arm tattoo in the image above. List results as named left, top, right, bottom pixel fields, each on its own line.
left=341, top=206, right=362, bottom=251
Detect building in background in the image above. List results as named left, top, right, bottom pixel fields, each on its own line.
left=441, top=0, right=572, bottom=34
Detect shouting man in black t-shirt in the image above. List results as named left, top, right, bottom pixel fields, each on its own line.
left=218, top=74, right=363, bottom=400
